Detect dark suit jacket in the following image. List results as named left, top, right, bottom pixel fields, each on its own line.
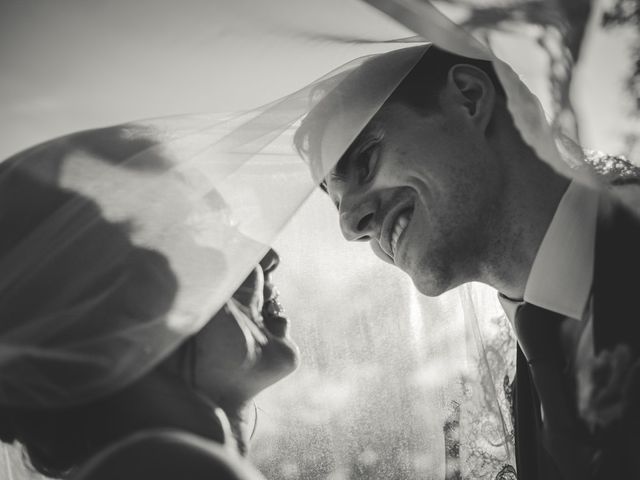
left=514, top=193, right=640, bottom=480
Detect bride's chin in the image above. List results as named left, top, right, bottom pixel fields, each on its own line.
left=253, top=338, right=300, bottom=383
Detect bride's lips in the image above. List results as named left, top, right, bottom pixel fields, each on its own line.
left=263, top=311, right=289, bottom=338
left=262, top=280, right=289, bottom=338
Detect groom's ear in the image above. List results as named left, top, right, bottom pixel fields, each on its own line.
left=443, top=64, right=496, bottom=134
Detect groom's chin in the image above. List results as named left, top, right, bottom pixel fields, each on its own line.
left=412, top=279, right=447, bottom=297
left=407, top=266, right=456, bottom=298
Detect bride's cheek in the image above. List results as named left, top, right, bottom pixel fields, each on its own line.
left=197, top=308, right=254, bottom=370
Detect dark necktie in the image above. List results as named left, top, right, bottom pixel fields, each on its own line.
left=514, top=303, right=593, bottom=480
left=514, top=303, right=575, bottom=431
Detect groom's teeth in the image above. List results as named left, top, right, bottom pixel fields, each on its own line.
left=390, top=211, right=411, bottom=258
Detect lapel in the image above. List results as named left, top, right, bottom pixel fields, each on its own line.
left=513, top=190, right=640, bottom=478
left=592, top=193, right=640, bottom=354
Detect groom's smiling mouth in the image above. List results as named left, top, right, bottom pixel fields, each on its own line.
left=381, top=205, right=414, bottom=262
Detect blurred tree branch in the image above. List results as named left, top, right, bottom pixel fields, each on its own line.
left=601, top=0, right=640, bottom=115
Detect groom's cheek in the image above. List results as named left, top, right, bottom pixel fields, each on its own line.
left=370, top=240, right=394, bottom=265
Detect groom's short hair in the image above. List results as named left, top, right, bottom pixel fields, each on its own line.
left=385, top=45, right=505, bottom=113
left=294, top=45, right=506, bottom=181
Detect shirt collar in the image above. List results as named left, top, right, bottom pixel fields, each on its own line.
left=521, top=180, right=599, bottom=320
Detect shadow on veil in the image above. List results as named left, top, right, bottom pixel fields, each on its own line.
left=0, top=127, right=275, bottom=478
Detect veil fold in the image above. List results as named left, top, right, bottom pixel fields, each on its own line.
left=0, top=46, right=425, bottom=408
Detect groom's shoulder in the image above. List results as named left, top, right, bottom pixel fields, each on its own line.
left=597, top=186, right=640, bottom=241
left=593, top=185, right=640, bottom=350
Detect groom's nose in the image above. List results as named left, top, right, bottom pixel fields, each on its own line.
left=339, top=194, right=378, bottom=242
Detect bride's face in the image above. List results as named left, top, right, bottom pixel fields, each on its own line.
left=187, top=249, right=300, bottom=405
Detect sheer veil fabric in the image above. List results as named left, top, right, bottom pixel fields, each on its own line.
left=0, top=47, right=425, bottom=410
left=0, top=0, right=635, bottom=478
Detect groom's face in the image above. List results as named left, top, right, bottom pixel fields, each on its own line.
left=324, top=100, right=505, bottom=296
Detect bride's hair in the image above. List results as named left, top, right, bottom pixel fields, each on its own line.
left=0, top=164, right=227, bottom=478
left=0, top=350, right=229, bottom=478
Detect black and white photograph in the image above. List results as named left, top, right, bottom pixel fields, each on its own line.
left=1, top=1, right=639, bottom=479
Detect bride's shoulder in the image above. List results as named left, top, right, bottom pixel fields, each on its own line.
left=70, top=429, right=265, bottom=480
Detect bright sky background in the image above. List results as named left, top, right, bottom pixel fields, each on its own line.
left=0, top=0, right=412, bottom=157
left=1, top=0, right=637, bottom=160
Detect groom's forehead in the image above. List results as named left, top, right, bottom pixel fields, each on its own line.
left=321, top=102, right=419, bottom=198
left=320, top=121, right=377, bottom=193
left=306, top=45, right=432, bottom=184
left=320, top=114, right=375, bottom=179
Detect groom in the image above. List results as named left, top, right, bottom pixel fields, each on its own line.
left=296, top=45, right=640, bottom=479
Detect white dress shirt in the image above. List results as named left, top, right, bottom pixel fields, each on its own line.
left=499, top=180, right=600, bottom=324
left=499, top=180, right=601, bottom=424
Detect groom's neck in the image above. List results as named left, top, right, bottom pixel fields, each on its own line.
left=486, top=151, right=570, bottom=299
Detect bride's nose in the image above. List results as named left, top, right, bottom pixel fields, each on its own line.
left=232, top=264, right=264, bottom=312
left=260, top=249, right=280, bottom=274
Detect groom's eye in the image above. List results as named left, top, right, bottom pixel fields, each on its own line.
left=355, top=143, right=379, bottom=184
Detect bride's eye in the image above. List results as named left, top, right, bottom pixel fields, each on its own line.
left=356, top=143, right=379, bottom=184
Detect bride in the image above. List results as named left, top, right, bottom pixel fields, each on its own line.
left=0, top=128, right=299, bottom=479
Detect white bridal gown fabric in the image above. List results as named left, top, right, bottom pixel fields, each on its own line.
left=0, top=0, right=637, bottom=479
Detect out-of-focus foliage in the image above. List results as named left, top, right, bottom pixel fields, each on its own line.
left=434, top=0, right=593, bottom=144
left=433, top=0, right=640, bottom=161
left=602, top=0, right=640, bottom=114
left=601, top=0, right=640, bottom=162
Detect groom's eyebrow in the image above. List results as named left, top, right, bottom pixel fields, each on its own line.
left=333, top=130, right=370, bottom=177
left=319, top=125, right=373, bottom=195
left=318, top=146, right=353, bottom=194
